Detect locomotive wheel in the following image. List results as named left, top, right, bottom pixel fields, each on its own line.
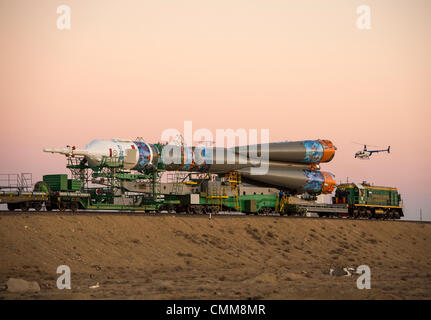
left=352, top=210, right=359, bottom=219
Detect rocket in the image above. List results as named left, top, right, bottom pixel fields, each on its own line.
left=44, top=138, right=336, bottom=194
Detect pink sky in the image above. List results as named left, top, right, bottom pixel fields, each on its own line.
left=1, top=0, right=430, bottom=219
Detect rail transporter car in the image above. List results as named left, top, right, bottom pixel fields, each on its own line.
left=0, top=157, right=403, bottom=219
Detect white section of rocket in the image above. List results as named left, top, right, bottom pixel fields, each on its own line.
left=43, top=139, right=145, bottom=170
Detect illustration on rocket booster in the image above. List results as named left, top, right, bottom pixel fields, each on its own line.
left=44, top=138, right=337, bottom=194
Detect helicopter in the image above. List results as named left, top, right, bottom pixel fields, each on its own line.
left=354, top=144, right=390, bottom=160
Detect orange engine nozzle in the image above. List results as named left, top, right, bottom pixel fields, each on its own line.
left=321, top=171, right=336, bottom=194
left=319, top=140, right=336, bottom=162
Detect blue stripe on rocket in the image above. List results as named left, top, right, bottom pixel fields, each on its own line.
left=302, top=169, right=324, bottom=193
left=303, top=140, right=324, bottom=163
left=133, top=141, right=151, bottom=170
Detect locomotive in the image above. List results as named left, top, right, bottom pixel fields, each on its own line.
left=333, top=182, right=403, bottom=219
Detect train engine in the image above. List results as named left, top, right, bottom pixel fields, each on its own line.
left=333, top=182, right=403, bottom=219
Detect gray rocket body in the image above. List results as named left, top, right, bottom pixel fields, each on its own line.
left=44, top=138, right=337, bottom=194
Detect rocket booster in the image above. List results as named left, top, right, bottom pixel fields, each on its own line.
left=239, top=167, right=336, bottom=194
left=235, top=140, right=336, bottom=163
left=44, top=138, right=337, bottom=194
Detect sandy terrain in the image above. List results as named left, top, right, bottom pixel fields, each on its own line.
left=0, top=213, right=430, bottom=299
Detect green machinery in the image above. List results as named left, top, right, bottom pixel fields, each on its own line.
left=33, top=152, right=282, bottom=214
left=334, top=182, right=403, bottom=219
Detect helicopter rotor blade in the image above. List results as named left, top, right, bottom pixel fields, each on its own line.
left=352, top=141, right=383, bottom=148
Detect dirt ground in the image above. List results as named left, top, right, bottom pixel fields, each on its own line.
left=0, top=213, right=430, bottom=299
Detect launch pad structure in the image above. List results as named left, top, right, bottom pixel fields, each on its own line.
left=63, top=152, right=274, bottom=214
left=0, top=153, right=348, bottom=216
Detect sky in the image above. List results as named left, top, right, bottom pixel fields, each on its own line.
left=0, top=0, right=430, bottom=220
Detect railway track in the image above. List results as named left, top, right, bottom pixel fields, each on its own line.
left=0, top=210, right=428, bottom=223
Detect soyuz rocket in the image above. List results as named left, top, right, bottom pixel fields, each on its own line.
left=44, top=138, right=337, bottom=195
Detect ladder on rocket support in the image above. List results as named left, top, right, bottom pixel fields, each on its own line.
left=206, top=184, right=228, bottom=211
left=226, top=171, right=241, bottom=211
left=276, top=194, right=289, bottom=213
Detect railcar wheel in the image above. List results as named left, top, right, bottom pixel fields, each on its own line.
left=70, top=202, right=78, bottom=212
left=167, top=205, right=175, bottom=214
left=33, top=202, right=42, bottom=211
left=258, top=207, right=271, bottom=215
left=58, top=202, right=66, bottom=212
left=7, top=203, right=17, bottom=211
left=210, top=206, right=217, bottom=214
left=20, top=202, right=29, bottom=212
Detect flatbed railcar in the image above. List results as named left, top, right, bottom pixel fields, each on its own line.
left=1, top=173, right=348, bottom=216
